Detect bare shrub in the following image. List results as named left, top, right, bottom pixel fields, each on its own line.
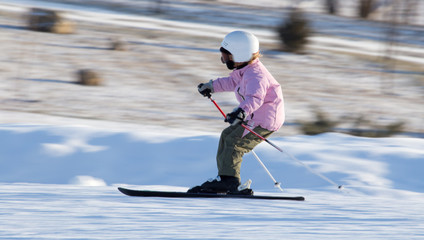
left=299, top=109, right=338, bottom=135
left=299, top=110, right=405, bottom=137
left=27, top=8, right=75, bottom=34
left=349, top=115, right=405, bottom=137
left=77, top=69, right=103, bottom=86
left=358, top=0, right=376, bottom=19
left=277, top=9, right=310, bottom=53
left=110, top=38, right=126, bottom=51
left=325, top=0, right=338, bottom=15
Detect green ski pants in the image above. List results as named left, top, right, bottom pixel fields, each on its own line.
left=216, top=124, right=273, bottom=180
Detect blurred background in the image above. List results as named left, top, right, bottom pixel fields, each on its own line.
left=0, top=0, right=423, bottom=137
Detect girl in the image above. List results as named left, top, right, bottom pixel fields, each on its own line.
left=189, top=30, right=285, bottom=194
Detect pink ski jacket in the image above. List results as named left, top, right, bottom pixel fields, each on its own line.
left=212, top=59, right=285, bottom=132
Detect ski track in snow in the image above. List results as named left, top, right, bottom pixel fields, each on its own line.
left=0, top=184, right=423, bottom=239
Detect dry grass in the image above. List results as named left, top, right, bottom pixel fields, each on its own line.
left=0, top=7, right=422, bottom=136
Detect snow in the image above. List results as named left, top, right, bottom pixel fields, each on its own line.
left=0, top=0, right=424, bottom=239
left=1, top=121, right=424, bottom=239
left=0, top=184, right=423, bottom=240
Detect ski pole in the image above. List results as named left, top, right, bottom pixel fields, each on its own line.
left=206, top=94, right=343, bottom=190
left=251, top=150, right=284, bottom=192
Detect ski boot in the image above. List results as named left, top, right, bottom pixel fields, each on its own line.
left=187, top=175, right=240, bottom=194
left=231, top=179, right=254, bottom=196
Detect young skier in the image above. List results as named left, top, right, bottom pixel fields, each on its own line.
left=188, top=30, right=285, bottom=194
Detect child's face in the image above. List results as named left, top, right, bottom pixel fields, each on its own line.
left=221, top=51, right=232, bottom=64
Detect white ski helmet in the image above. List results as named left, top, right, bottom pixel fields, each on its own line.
left=221, top=30, right=259, bottom=63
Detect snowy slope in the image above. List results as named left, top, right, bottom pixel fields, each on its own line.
left=1, top=122, right=424, bottom=239
left=0, top=0, right=424, bottom=239
left=1, top=121, right=424, bottom=194
left=0, top=0, right=423, bottom=135
left=1, top=184, right=423, bottom=240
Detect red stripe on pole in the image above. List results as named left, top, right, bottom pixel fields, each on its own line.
left=211, top=98, right=227, bottom=118
left=209, top=96, right=283, bottom=152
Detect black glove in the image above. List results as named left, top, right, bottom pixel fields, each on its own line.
left=197, top=80, right=214, bottom=97
left=225, top=107, right=245, bottom=125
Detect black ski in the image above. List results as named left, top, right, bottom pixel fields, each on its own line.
left=118, top=187, right=305, bottom=201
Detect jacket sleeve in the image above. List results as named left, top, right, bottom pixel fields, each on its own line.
left=212, top=76, right=237, bottom=93
left=239, top=73, right=268, bottom=117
